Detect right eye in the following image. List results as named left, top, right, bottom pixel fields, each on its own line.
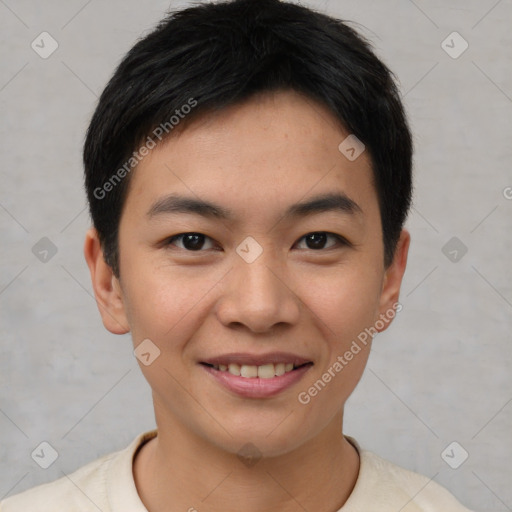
left=164, top=232, right=218, bottom=252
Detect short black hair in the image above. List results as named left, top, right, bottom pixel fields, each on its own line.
left=84, top=0, right=413, bottom=277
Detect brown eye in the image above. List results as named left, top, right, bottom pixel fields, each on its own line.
left=166, top=233, right=215, bottom=251
left=296, top=232, right=348, bottom=250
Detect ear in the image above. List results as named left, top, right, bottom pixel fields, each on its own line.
left=375, top=229, right=410, bottom=333
left=83, top=227, right=130, bottom=335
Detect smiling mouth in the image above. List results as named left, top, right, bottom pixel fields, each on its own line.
left=200, top=362, right=313, bottom=379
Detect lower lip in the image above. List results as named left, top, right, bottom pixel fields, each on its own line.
left=201, top=364, right=312, bottom=398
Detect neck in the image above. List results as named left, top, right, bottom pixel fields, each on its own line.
left=133, top=410, right=359, bottom=512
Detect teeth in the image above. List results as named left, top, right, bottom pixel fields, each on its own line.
left=257, top=364, right=275, bottom=379
left=240, top=365, right=258, bottom=378
left=228, top=363, right=241, bottom=376
left=275, top=363, right=285, bottom=376
left=214, top=362, right=300, bottom=378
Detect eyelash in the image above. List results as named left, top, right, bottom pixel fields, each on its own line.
left=164, top=232, right=351, bottom=252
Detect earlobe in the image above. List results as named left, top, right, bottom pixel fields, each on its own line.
left=376, top=229, right=410, bottom=333
left=83, top=227, right=130, bottom=335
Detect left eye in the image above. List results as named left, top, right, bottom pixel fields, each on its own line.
left=165, top=232, right=347, bottom=252
left=295, top=232, right=347, bottom=250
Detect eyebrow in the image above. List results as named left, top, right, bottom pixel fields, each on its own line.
left=146, top=192, right=362, bottom=222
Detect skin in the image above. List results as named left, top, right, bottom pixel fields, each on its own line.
left=84, top=90, right=410, bottom=512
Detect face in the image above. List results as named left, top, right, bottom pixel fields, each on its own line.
left=85, top=90, right=409, bottom=457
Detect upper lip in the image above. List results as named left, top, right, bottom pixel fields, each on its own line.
left=200, top=352, right=313, bottom=367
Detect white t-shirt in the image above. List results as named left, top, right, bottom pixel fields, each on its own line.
left=0, top=430, right=473, bottom=511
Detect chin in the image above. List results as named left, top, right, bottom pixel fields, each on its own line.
left=203, top=413, right=316, bottom=459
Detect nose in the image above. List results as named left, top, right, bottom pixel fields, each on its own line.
left=215, top=248, right=301, bottom=334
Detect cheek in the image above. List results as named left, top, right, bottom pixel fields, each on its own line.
left=121, top=262, right=224, bottom=348
left=293, top=264, right=381, bottom=401
left=298, top=263, right=383, bottom=343
left=295, top=271, right=378, bottom=421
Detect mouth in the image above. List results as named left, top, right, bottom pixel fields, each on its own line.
left=199, top=353, right=313, bottom=398
left=200, top=361, right=312, bottom=378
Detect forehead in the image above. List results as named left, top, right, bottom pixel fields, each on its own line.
left=123, top=90, right=377, bottom=226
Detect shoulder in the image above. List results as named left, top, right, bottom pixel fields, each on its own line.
left=366, top=450, right=472, bottom=510
left=0, top=430, right=156, bottom=512
left=343, top=438, right=474, bottom=511
left=0, top=451, right=114, bottom=512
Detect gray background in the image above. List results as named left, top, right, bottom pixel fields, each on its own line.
left=1, top=1, right=511, bottom=510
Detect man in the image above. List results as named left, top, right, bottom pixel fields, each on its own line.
left=1, top=0, right=473, bottom=510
